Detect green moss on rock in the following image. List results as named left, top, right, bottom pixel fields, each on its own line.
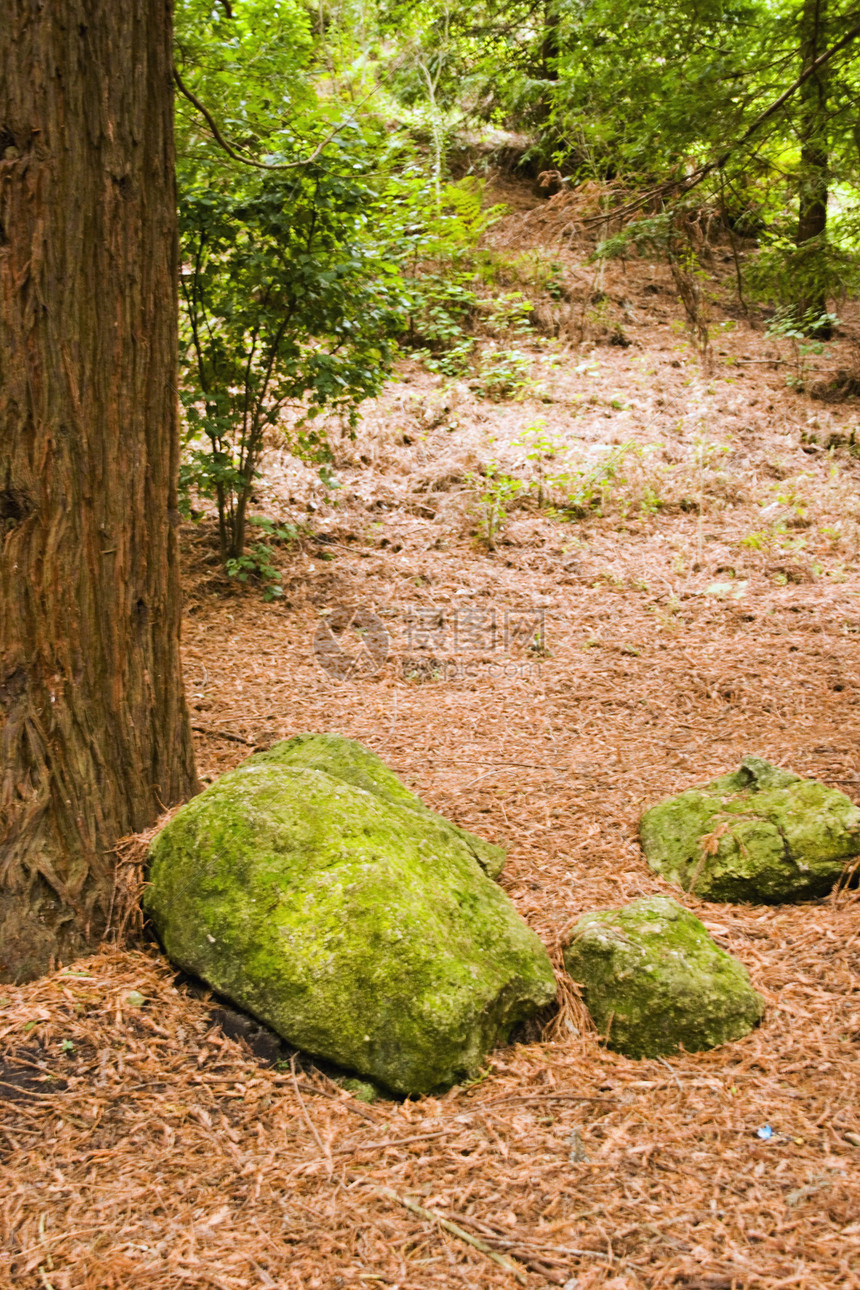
left=640, top=755, right=860, bottom=904
left=342, top=1077, right=382, bottom=1103
left=144, top=748, right=555, bottom=1095
left=251, top=733, right=506, bottom=878
left=563, top=895, right=764, bottom=1059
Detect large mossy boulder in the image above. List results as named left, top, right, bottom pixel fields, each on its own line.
left=640, top=755, right=860, bottom=904
left=253, top=732, right=506, bottom=878
left=563, top=895, right=764, bottom=1059
left=144, top=736, right=555, bottom=1095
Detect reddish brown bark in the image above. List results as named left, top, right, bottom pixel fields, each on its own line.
left=796, top=0, right=830, bottom=327
left=0, top=1, right=198, bottom=981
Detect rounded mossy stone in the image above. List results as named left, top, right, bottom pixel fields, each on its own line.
left=640, top=755, right=860, bottom=904
left=342, top=1077, right=382, bottom=1103
left=144, top=762, right=555, bottom=1096
left=250, top=733, right=506, bottom=879
left=563, top=895, right=764, bottom=1059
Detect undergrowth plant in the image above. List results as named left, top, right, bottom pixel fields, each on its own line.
left=404, top=178, right=507, bottom=375
left=408, top=275, right=478, bottom=375
left=595, top=211, right=720, bottom=367
left=506, top=251, right=566, bottom=300
left=473, top=348, right=536, bottom=401
left=513, top=419, right=558, bottom=507
left=544, top=443, right=646, bottom=517
left=481, top=291, right=535, bottom=335
left=466, top=462, right=525, bottom=548
left=224, top=518, right=300, bottom=601
left=179, top=157, right=404, bottom=569
left=467, top=439, right=672, bottom=533
left=564, top=445, right=631, bottom=515
left=765, top=307, right=840, bottom=389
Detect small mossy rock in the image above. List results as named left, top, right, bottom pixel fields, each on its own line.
left=144, top=759, right=555, bottom=1095
left=563, top=895, right=764, bottom=1059
left=250, top=733, right=506, bottom=879
left=640, top=755, right=860, bottom=903
left=342, top=1077, right=382, bottom=1103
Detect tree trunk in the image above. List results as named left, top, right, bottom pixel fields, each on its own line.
left=796, top=0, right=830, bottom=328
left=536, top=0, right=561, bottom=130
left=0, top=0, right=198, bottom=982
left=542, top=0, right=561, bottom=83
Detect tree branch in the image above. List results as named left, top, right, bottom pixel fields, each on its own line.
left=173, top=65, right=354, bottom=171
left=587, top=18, right=860, bottom=225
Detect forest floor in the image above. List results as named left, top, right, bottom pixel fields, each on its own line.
left=2, top=176, right=860, bottom=1290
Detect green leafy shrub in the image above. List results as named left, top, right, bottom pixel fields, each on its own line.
left=222, top=518, right=299, bottom=601
left=765, top=305, right=839, bottom=389
left=407, top=273, right=478, bottom=374
left=745, top=233, right=857, bottom=331
left=547, top=444, right=642, bottom=517
left=402, top=178, right=507, bottom=374
left=473, top=348, right=536, bottom=400
left=179, top=157, right=405, bottom=565
left=466, top=463, right=526, bottom=548
left=481, top=291, right=535, bottom=335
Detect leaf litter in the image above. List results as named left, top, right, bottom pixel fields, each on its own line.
left=3, top=175, right=860, bottom=1289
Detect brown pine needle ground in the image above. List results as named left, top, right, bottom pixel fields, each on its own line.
left=3, top=179, right=860, bottom=1289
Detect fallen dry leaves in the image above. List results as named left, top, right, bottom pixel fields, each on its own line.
left=3, top=176, right=860, bottom=1289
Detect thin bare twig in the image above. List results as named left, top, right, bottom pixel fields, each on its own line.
left=373, top=1185, right=530, bottom=1284
left=290, top=1055, right=334, bottom=1176
left=173, top=65, right=372, bottom=172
